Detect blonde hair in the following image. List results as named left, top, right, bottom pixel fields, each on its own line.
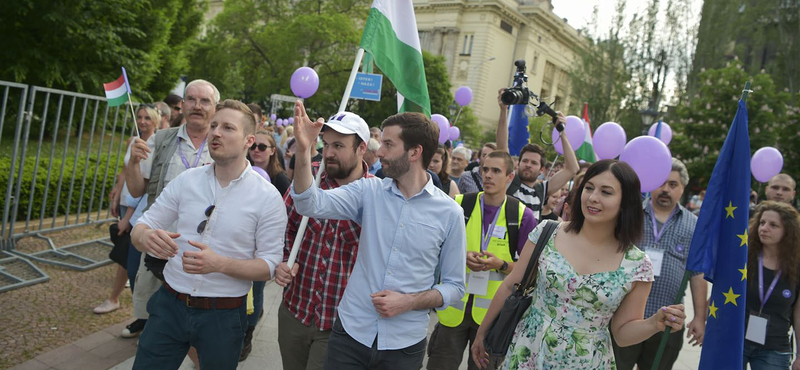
left=280, top=126, right=294, bottom=148
left=137, top=105, right=161, bottom=134
left=215, top=99, right=256, bottom=135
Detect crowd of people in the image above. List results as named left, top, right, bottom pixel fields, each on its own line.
left=91, top=80, right=800, bottom=370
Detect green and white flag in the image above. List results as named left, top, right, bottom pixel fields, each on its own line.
left=575, top=102, right=596, bottom=163
left=360, top=0, right=431, bottom=117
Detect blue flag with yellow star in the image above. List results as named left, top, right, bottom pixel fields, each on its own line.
left=686, top=99, right=750, bottom=369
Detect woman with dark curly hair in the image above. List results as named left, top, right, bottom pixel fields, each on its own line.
left=743, top=201, right=800, bottom=370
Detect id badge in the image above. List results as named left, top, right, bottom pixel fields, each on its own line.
left=491, top=226, right=506, bottom=239
left=467, top=270, right=490, bottom=296
left=745, top=312, right=769, bottom=345
left=645, top=249, right=664, bottom=277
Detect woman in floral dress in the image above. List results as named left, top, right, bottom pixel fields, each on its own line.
left=472, top=159, right=687, bottom=369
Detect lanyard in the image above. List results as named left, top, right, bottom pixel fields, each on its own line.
left=480, top=195, right=502, bottom=253
left=650, top=203, right=677, bottom=245
left=178, top=137, right=207, bottom=169
left=758, top=254, right=782, bottom=314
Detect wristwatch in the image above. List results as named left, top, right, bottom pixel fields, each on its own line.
left=499, top=261, right=509, bottom=271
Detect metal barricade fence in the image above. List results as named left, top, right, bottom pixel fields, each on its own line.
left=0, top=80, right=135, bottom=292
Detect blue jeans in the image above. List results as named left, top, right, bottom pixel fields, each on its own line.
left=132, top=286, right=247, bottom=370
left=743, top=342, right=792, bottom=370
left=247, top=280, right=267, bottom=327
left=323, top=318, right=426, bottom=370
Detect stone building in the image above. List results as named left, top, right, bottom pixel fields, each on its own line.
left=414, top=0, right=585, bottom=128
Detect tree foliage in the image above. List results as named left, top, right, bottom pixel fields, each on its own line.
left=0, top=0, right=204, bottom=102
left=670, top=60, right=797, bottom=189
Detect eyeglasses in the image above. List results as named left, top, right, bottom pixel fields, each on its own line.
left=196, top=205, right=215, bottom=234
left=250, top=143, right=273, bottom=152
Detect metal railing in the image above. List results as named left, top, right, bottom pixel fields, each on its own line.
left=0, top=80, right=135, bottom=291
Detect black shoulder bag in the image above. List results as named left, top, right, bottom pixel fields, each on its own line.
left=483, top=220, right=559, bottom=357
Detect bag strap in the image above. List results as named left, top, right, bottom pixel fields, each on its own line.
left=460, top=192, right=480, bottom=226
left=471, top=170, right=484, bottom=191
left=504, top=196, right=520, bottom=260
left=517, top=220, right=560, bottom=292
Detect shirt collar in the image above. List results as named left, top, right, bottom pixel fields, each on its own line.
left=382, top=171, right=436, bottom=199
left=206, top=161, right=252, bottom=185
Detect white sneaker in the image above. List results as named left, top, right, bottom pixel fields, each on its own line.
left=93, top=300, right=120, bottom=314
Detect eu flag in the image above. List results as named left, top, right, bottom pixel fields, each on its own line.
left=686, top=99, right=750, bottom=369
left=507, top=104, right=529, bottom=156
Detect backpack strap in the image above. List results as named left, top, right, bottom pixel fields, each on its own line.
left=471, top=170, right=484, bottom=192
left=519, top=221, right=560, bottom=291
left=504, top=196, right=521, bottom=260
left=460, top=192, right=480, bottom=226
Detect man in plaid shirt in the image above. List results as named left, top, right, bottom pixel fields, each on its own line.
left=274, top=112, right=373, bottom=370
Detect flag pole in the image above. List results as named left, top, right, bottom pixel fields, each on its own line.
left=286, top=48, right=365, bottom=269
left=651, top=81, right=753, bottom=370
left=546, top=154, right=560, bottom=179
left=121, top=67, right=140, bottom=138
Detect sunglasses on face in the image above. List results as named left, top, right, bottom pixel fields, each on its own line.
left=250, top=143, right=273, bottom=152
left=196, top=205, right=215, bottom=234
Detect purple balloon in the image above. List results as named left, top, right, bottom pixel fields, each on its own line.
left=551, top=115, right=586, bottom=155
left=648, top=121, right=673, bottom=145
left=290, top=67, right=320, bottom=98
left=277, top=118, right=283, bottom=126
left=449, top=126, right=460, bottom=141
left=288, top=117, right=294, bottom=125
left=270, top=113, right=277, bottom=122
left=619, top=136, right=673, bottom=193
left=751, top=147, right=784, bottom=183
left=431, top=114, right=450, bottom=144
left=593, top=122, right=627, bottom=160
left=454, top=86, right=473, bottom=106
left=252, top=166, right=271, bottom=182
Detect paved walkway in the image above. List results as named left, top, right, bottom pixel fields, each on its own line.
left=12, top=281, right=703, bottom=370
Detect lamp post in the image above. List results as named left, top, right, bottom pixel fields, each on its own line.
left=639, top=99, right=658, bottom=135
left=448, top=103, right=458, bottom=121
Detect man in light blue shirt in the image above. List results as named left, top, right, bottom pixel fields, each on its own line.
left=290, top=101, right=466, bottom=370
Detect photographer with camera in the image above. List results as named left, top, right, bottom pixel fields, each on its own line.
left=495, top=60, right=579, bottom=221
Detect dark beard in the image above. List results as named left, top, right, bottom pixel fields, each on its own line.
left=326, top=159, right=358, bottom=180
left=381, top=155, right=411, bottom=179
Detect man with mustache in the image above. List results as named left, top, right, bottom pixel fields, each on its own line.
left=130, top=100, right=286, bottom=369
left=272, top=112, right=373, bottom=370
left=290, top=102, right=466, bottom=370
left=612, top=158, right=708, bottom=370
left=124, top=80, right=218, bottom=339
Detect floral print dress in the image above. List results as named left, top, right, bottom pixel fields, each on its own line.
left=503, top=222, right=654, bottom=370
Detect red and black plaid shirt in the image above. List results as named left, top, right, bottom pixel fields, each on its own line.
left=282, top=161, right=373, bottom=331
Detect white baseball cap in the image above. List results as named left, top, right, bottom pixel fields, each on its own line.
left=323, top=111, right=370, bottom=144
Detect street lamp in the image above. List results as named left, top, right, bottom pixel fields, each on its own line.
left=639, top=99, right=658, bottom=135
left=448, top=104, right=458, bottom=120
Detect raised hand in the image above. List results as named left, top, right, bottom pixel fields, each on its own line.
left=129, top=138, right=151, bottom=164
left=292, top=100, right=324, bottom=154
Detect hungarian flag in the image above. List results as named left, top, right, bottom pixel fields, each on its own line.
left=575, top=102, right=596, bottom=163
left=103, top=69, right=131, bottom=107
left=360, top=0, right=431, bottom=117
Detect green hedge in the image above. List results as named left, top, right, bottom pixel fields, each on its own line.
left=0, top=152, right=122, bottom=223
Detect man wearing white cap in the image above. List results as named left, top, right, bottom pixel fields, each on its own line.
left=273, top=111, right=374, bottom=370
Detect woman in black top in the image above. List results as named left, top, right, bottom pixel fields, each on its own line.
left=744, top=201, right=800, bottom=370
left=249, top=130, right=291, bottom=196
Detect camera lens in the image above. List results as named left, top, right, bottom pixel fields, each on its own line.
left=501, top=89, right=525, bottom=105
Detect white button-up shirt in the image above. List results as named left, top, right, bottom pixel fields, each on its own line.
left=290, top=175, right=466, bottom=350
left=137, top=163, right=287, bottom=297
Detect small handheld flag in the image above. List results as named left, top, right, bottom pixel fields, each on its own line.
left=103, top=68, right=139, bottom=137
left=575, top=102, right=596, bottom=163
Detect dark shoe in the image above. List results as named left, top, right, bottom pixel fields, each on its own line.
left=121, top=319, right=147, bottom=338
left=238, top=326, right=255, bottom=362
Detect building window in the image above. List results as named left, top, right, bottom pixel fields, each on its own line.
left=461, top=34, right=474, bottom=55
left=532, top=55, right=539, bottom=74
left=500, top=20, right=513, bottom=34
left=538, top=35, right=542, bottom=43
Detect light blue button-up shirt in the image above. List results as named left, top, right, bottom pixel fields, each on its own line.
left=290, top=175, right=466, bottom=350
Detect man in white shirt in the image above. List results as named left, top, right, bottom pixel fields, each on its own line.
left=130, top=100, right=287, bottom=370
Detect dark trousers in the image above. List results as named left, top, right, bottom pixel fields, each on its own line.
left=278, top=302, right=331, bottom=370
left=132, top=286, right=247, bottom=370
left=427, top=317, right=504, bottom=370
left=612, top=327, right=684, bottom=370
left=126, top=244, right=141, bottom=292
left=247, top=280, right=267, bottom=327
left=323, top=318, right=426, bottom=370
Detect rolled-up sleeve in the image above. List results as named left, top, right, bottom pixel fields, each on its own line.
left=432, top=212, right=467, bottom=310
left=255, top=190, right=289, bottom=279
left=290, top=178, right=366, bottom=223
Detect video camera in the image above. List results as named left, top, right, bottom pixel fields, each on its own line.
left=501, top=59, right=563, bottom=132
